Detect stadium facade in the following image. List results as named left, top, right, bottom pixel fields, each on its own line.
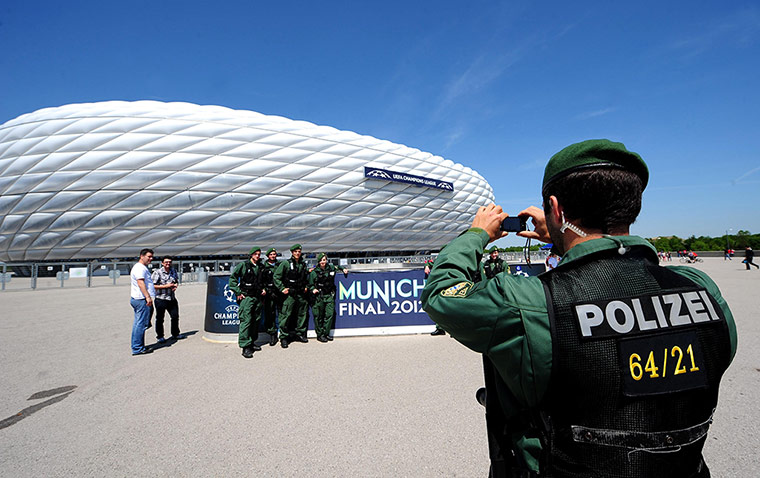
left=0, top=101, right=494, bottom=261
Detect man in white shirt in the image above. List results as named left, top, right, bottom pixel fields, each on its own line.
left=130, top=248, right=156, bottom=355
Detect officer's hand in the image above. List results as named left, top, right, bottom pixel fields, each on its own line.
left=517, top=206, right=551, bottom=243
left=237, top=294, right=245, bottom=301
left=261, top=290, right=266, bottom=296
left=471, top=203, right=508, bottom=242
left=313, top=289, right=319, bottom=295
left=282, top=288, right=289, bottom=295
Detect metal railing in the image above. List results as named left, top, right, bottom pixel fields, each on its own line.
left=0, top=259, right=241, bottom=291
left=0, top=252, right=549, bottom=292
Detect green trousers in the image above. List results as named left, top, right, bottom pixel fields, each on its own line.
left=312, top=292, right=336, bottom=338
left=238, top=296, right=263, bottom=348
left=262, top=291, right=281, bottom=336
left=279, top=293, right=308, bottom=340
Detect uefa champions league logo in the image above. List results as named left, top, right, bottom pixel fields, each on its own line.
left=366, top=169, right=392, bottom=180
left=223, top=284, right=236, bottom=303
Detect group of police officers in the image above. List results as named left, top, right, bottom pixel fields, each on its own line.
left=228, top=244, right=347, bottom=358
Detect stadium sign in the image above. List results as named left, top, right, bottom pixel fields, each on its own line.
left=364, top=167, right=454, bottom=191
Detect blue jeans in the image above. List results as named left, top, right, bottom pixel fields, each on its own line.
left=130, top=298, right=154, bottom=354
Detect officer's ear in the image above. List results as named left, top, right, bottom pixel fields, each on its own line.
left=547, top=196, right=563, bottom=225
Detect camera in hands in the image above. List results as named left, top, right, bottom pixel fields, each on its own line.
left=500, top=216, right=527, bottom=232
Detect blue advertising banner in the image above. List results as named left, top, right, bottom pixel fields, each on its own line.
left=364, top=167, right=454, bottom=192
left=204, top=266, right=544, bottom=339
left=336, top=270, right=433, bottom=328
left=204, top=274, right=240, bottom=334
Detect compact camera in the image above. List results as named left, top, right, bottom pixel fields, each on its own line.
left=500, top=216, right=527, bottom=232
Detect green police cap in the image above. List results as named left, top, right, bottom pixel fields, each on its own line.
left=266, top=248, right=276, bottom=255
left=290, top=244, right=302, bottom=252
left=542, top=139, right=648, bottom=194
left=317, top=252, right=327, bottom=261
left=488, top=246, right=499, bottom=253
left=249, top=247, right=261, bottom=254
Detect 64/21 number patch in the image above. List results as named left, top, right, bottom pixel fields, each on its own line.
left=618, top=330, right=707, bottom=396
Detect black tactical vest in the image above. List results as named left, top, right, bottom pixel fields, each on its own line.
left=484, top=258, right=505, bottom=279
left=262, top=260, right=278, bottom=288
left=238, top=261, right=261, bottom=296
left=536, top=247, right=731, bottom=477
left=314, top=266, right=336, bottom=294
left=285, top=259, right=307, bottom=290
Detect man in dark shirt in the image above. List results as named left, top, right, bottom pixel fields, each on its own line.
left=151, top=256, right=180, bottom=343
left=745, top=247, right=759, bottom=270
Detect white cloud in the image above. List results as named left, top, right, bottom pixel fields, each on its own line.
left=574, top=107, right=616, bottom=121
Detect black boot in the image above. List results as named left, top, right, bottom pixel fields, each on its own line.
left=242, top=346, right=254, bottom=358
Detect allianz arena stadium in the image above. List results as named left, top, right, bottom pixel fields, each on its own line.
left=0, top=101, right=494, bottom=261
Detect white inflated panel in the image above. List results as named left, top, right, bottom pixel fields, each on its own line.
left=0, top=101, right=494, bottom=260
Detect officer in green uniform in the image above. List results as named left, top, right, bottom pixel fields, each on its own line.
left=481, top=245, right=509, bottom=279
left=229, top=247, right=267, bottom=358
left=308, top=253, right=348, bottom=342
left=273, top=244, right=309, bottom=348
left=422, top=139, right=737, bottom=477
left=261, top=247, right=282, bottom=346
left=424, top=258, right=446, bottom=336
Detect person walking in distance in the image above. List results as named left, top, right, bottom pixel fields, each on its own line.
left=744, top=246, right=759, bottom=270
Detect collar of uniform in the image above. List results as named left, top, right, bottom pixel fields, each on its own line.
left=557, top=235, right=657, bottom=268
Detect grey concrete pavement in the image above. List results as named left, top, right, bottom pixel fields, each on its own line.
left=0, top=257, right=757, bottom=477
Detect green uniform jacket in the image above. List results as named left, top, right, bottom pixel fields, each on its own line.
left=421, top=228, right=738, bottom=470
left=228, top=260, right=263, bottom=297
left=273, top=257, right=308, bottom=294
left=262, top=259, right=280, bottom=290
left=481, top=258, right=509, bottom=280
left=308, top=263, right=340, bottom=293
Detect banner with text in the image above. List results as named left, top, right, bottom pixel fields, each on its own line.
left=364, top=167, right=454, bottom=192
left=336, top=270, right=432, bottom=328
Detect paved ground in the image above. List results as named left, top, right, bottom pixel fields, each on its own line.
left=0, top=257, right=757, bottom=477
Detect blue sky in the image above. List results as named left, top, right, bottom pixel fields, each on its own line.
left=1, top=1, right=758, bottom=247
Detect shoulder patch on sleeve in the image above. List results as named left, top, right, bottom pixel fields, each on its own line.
left=441, top=281, right=473, bottom=297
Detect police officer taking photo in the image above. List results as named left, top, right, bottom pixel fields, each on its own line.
left=422, top=139, right=737, bottom=477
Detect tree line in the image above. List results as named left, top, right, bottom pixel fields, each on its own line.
left=647, top=230, right=759, bottom=252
